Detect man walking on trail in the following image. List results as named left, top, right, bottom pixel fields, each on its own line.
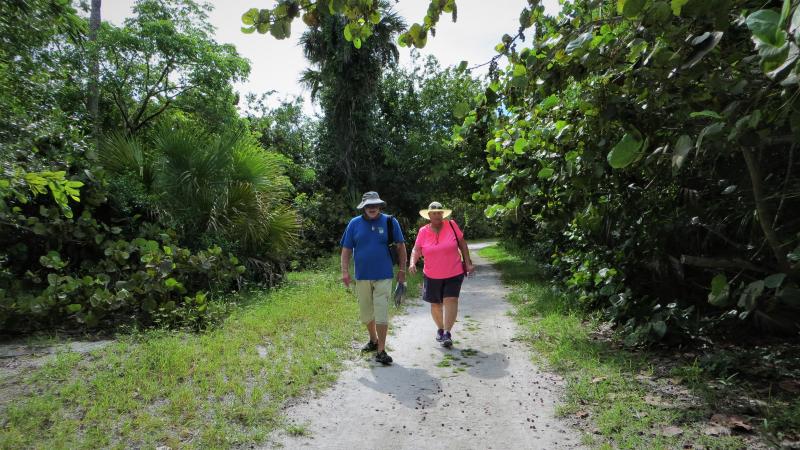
left=340, top=191, right=407, bottom=365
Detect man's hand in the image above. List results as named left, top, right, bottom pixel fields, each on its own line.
left=340, top=247, right=352, bottom=288
left=397, top=270, right=406, bottom=283
left=342, top=271, right=351, bottom=288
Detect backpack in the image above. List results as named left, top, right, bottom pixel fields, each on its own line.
left=386, top=215, right=400, bottom=266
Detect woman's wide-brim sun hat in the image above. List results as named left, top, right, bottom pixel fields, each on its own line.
left=419, top=201, right=452, bottom=219
left=356, top=191, right=387, bottom=209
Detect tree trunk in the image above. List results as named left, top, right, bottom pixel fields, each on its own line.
left=741, top=147, right=791, bottom=273
left=88, top=0, right=102, bottom=149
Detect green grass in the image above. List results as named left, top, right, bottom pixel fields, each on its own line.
left=0, top=257, right=420, bottom=449
left=479, top=244, right=748, bottom=449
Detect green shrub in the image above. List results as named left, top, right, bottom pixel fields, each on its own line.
left=0, top=169, right=244, bottom=332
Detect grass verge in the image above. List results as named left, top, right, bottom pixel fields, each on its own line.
left=479, top=245, right=759, bottom=450
left=0, top=257, right=419, bottom=449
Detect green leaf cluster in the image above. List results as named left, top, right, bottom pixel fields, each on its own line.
left=0, top=180, right=245, bottom=331
left=242, top=0, right=458, bottom=49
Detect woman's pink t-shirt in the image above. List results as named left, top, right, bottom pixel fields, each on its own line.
left=414, top=220, right=465, bottom=279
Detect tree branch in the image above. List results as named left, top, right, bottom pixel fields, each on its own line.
left=742, top=146, right=791, bottom=272
left=773, top=143, right=795, bottom=229
left=110, top=89, right=132, bottom=133
left=680, top=254, right=768, bottom=273
left=131, top=100, right=172, bottom=134
left=131, top=62, right=172, bottom=130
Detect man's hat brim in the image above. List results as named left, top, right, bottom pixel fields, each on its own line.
left=357, top=199, right=387, bottom=209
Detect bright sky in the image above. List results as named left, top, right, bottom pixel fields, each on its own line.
left=103, top=0, right=561, bottom=114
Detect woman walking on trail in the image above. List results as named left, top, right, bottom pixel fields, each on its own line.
left=408, top=201, right=474, bottom=348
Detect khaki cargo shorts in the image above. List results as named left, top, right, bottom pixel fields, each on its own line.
left=354, top=279, right=391, bottom=325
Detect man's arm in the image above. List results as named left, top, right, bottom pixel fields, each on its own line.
left=396, top=243, right=407, bottom=283
left=341, top=247, right=353, bottom=287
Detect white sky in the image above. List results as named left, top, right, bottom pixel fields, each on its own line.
left=103, top=0, right=561, bottom=115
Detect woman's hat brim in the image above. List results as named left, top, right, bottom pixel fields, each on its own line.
left=419, top=209, right=452, bottom=219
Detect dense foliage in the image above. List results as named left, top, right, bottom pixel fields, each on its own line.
left=271, top=6, right=494, bottom=262
left=455, top=0, right=800, bottom=343
left=12, top=0, right=797, bottom=344
left=264, top=0, right=800, bottom=343
left=375, top=54, right=499, bottom=236
left=0, top=0, right=297, bottom=333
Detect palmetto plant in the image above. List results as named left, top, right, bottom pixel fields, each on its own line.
left=100, top=126, right=298, bottom=261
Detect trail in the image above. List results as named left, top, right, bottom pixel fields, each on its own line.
left=267, top=243, right=584, bottom=449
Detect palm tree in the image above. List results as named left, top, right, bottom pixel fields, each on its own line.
left=298, top=4, right=406, bottom=196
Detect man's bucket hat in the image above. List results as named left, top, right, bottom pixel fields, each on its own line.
left=356, top=191, right=387, bottom=209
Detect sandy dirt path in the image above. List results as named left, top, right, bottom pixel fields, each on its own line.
left=267, top=243, right=584, bottom=449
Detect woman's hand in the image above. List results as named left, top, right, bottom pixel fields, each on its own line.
left=465, top=263, right=475, bottom=275
left=408, top=263, right=417, bottom=274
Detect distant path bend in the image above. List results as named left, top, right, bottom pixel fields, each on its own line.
left=267, top=242, right=584, bottom=449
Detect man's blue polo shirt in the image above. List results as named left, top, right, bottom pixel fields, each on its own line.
left=340, top=213, right=404, bottom=280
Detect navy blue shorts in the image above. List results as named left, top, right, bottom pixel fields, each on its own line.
left=422, top=274, right=465, bottom=303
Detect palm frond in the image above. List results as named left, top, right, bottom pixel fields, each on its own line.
left=156, top=126, right=229, bottom=217
left=260, top=205, right=300, bottom=253
left=138, top=123, right=300, bottom=259
left=99, top=132, right=144, bottom=176
left=299, top=69, right=323, bottom=100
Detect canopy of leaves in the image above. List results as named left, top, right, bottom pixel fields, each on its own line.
left=101, top=0, right=250, bottom=135
left=241, top=0, right=457, bottom=49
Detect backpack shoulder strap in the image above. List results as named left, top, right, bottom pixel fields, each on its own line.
left=387, top=215, right=394, bottom=244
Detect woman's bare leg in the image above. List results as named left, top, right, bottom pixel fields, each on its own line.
left=443, top=297, right=459, bottom=331
left=430, top=303, right=444, bottom=330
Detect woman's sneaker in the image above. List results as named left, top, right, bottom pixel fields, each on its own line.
left=436, top=329, right=445, bottom=342
left=442, top=331, right=453, bottom=348
left=361, top=340, right=378, bottom=352
left=375, top=350, right=393, bottom=365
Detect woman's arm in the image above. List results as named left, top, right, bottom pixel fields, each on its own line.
left=458, top=239, right=475, bottom=273
left=452, top=221, right=475, bottom=274
left=408, top=245, right=420, bottom=273
left=408, top=227, right=424, bottom=273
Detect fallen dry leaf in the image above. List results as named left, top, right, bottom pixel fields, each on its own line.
left=591, top=376, right=608, bottom=384
left=709, top=413, right=753, bottom=433
left=703, top=424, right=731, bottom=437
left=644, top=394, right=674, bottom=408
left=575, top=410, right=590, bottom=419
left=730, top=418, right=753, bottom=432
left=660, top=425, right=684, bottom=437
left=778, top=379, right=800, bottom=394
